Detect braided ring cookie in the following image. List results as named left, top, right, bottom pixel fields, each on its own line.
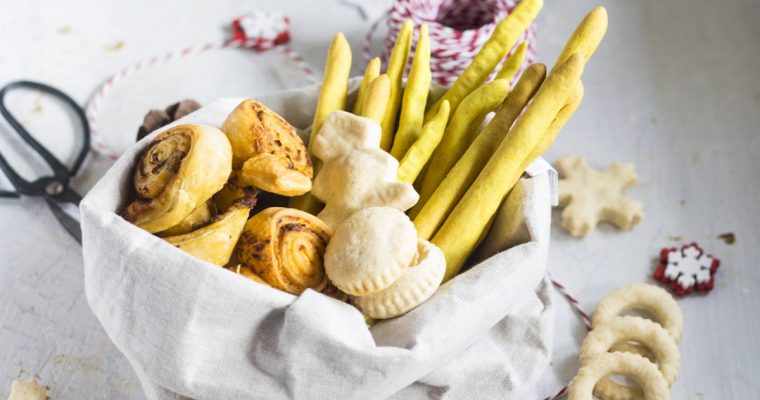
left=569, top=352, right=669, bottom=400
left=592, top=283, right=683, bottom=343
left=609, top=340, right=656, bottom=362
left=581, top=316, right=680, bottom=400
left=352, top=240, right=445, bottom=319
left=325, top=207, right=417, bottom=296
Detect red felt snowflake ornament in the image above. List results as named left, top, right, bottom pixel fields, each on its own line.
left=654, top=242, right=720, bottom=297
left=231, top=11, right=291, bottom=51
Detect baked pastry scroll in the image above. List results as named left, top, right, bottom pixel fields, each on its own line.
left=164, top=199, right=255, bottom=266
left=236, top=207, right=331, bottom=295
left=221, top=99, right=313, bottom=196
left=121, top=124, right=232, bottom=233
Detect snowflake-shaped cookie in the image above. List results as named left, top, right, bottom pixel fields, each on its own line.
left=311, top=111, right=418, bottom=230
left=556, top=156, right=643, bottom=237
left=231, top=11, right=291, bottom=50
left=654, top=243, right=720, bottom=297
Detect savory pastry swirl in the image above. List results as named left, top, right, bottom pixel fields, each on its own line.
left=236, top=207, right=331, bottom=295
left=157, top=200, right=215, bottom=237
left=213, top=170, right=256, bottom=213
left=222, top=99, right=313, bottom=196
left=122, top=124, right=232, bottom=233
left=164, top=199, right=255, bottom=266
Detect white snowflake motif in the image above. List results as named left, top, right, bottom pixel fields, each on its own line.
left=664, top=245, right=714, bottom=290
left=238, top=12, right=288, bottom=42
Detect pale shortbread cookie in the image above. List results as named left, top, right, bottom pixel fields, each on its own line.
left=568, top=352, right=669, bottom=400
left=7, top=379, right=48, bottom=400
left=592, top=283, right=683, bottom=344
left=352, top=240, right=446, bottom=319
left=324, top=207, right=417, bottom=296
left=311, top=111, right=418, bottom=230
left=555, top=156, right=643, bottom=237
left=580, top=316, right=680, bottom=400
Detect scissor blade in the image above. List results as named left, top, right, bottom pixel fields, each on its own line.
left=45, top=197, right=82, bottom=244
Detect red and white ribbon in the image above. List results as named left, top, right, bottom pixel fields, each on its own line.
left=541, top=274, right=592, bottom=400
left=86, top=11, right=317, bottom=159
left=363, top=0, right=537, bottom=87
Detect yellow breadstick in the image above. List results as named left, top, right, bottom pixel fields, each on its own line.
left=360, top=74, right=391, bottom=124
left=495, top=40, right=528, bottom=82
left=291, top=33, right=351, bottom=214
left=525, top=80, right=584, bottom=167
left=555, top=6, right=608, bottom=67
left=310, top=32, right=352, bottom=147
left=380, top=19, right=414, bottom=151
left=390, top=24, right=431, bottom=159
left=467, top=84, right=582, bottom=254
left=417, top=79, right=510, bottom=207
left=471, top=85, right=583, bottom=259
left=424, top=0, right=543, bottom=122
left=353, top=57, right=381, bottom=115
left=410, top=63, right=546, bottom=224
left=397, top=100, right=450, bottom=183
left=433, top=54, right=585, bottom=280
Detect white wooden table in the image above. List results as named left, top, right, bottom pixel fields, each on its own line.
left=1, top=0, right=758, bottom=398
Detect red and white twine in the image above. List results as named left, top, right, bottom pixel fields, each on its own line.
left=541, top=274, right=592, bottom=400
left=363, top=0, right=537, bottom=87
left=85, top=11, right=317, bottom=159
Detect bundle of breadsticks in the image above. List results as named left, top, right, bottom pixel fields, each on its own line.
left=296, top=1, right=608, bottom=281
left=120, top=0, right=608, bottom=321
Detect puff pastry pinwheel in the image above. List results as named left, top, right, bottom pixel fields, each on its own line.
left=213, top=170, right=256, bottom=213
left=221, top=99, right=313, bottom=196
left=157, top=200, right=216, bottom=237
left=228, top=264, right=270, bottom=286
left=236, top=207, right=331, bottom=295
left=164, top=198, right=255, bottom=266
left=122, top=124, right=232, bottom=233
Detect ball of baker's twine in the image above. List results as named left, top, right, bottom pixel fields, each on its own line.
left=364, top=0, right=537, bottom=87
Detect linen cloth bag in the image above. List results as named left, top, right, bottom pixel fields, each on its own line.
left=81, top=83, right=557, bottom=400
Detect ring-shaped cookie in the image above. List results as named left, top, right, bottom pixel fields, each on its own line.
left=592, top=283, right=683, bottom=343
left=569, top=352, right=669, bottom=400
left=609, top=340, right=656, bottom=362
left=581, top=316, right=679, bottom=400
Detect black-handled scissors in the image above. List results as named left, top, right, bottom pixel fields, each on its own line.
left=0, top=80, right=90, bottom=244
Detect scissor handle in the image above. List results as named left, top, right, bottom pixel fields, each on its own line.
left=0, top=80, right=91, bottom=191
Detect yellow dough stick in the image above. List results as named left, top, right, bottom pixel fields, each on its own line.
left=353, top=57, right=381, bottom=115
left=380, top=19, right=414, bottom=151
left=495, top=40, right=528, bottom=82
left=424, top=0, right=543, bottom=122
left=467, top=84, right=581, bottom=248
left=410, top=63, right=546, bottom=224
left=417, top=79, right=510, bottom=206
left=554, top=6, right=608, bottom=67
left=311, top=32, right=352, bottom=148
left=523, top=80, right=584, bottom=168
left=390, top=24, right=431, bottom=159
left=397, top=100, right=450, bottom=183
left=292, top=33, right=351, bottom=214
left=360, top=74, right=391, bottom=124
left=433, top=55, right=584, bottom=280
